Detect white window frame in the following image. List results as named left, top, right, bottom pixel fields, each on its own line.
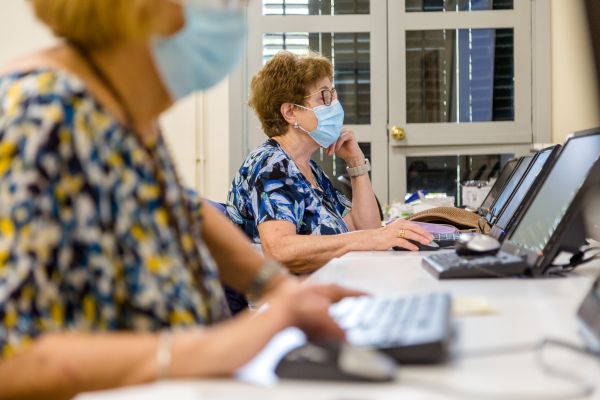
left=229, top=1, right=552, bottom=204
left=388, top=2, right=532, bottom=147
left=240, top=2, right=389, bottom=200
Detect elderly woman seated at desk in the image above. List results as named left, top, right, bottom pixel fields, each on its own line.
left=227, top=51, right=433, bottom=273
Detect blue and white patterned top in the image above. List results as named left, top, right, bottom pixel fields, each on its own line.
left=0, top=69, right=230, bottom=359
left=226, top=139, right=352, bottom=242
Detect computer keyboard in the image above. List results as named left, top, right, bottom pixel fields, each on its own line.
left=432, top=232, right=461, bottom=247
left=329, top=292, right=452, bottom=363
left=423, top=251, right=528, bottom=279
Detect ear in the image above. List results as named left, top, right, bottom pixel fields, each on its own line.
left=280, top=103, right=297, bottom=125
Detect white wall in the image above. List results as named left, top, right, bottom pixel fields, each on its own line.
left=0, top=1, right=232, bottom=201
left=551, top=0, right=600, bottom=143
left=0, top=1, right=55, bottom=63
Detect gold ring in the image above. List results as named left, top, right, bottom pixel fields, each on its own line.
left=397, top=229, right=406, bottom=239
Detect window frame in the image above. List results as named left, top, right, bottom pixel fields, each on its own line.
left=229, top=1, right=552, bottom=203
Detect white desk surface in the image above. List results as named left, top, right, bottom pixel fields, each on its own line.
left=78, top=250, right=600, bottom=400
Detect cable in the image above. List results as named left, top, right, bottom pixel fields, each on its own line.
left=548, top=247, right=600, bottom=275
left=401, top=338, right=599, bottom=400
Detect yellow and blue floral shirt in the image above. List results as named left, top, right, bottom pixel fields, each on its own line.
left=0, top=69, right=230, bottom=359
left=226, top=139, right=352, bottom=242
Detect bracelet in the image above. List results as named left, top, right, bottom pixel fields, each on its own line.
left=156, top=331, right=173, bottom=380
left=346, top=158, right=371, bottom=177
left=246, top=259, right=288, bottom=301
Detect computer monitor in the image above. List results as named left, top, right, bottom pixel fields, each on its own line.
left=491, top=145, right=560, bottom=239
left=502, top=128, right=600, bottom=274
left=477, top=158, right=518, bottom=215
left=484, top=155, right=533, bottom=225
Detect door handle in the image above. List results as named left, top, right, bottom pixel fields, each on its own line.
left=390, top=126, right=406, bottom=141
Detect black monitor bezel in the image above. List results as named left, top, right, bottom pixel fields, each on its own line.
left=485, top=155, right=534, bottom=226
left=496, top=145, right=561, bottom=239
left=478, top=158, right=519, bottom=216
left=501, top=128, right=600, bottom=275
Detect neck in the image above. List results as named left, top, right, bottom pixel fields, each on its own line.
left=83, top=43, right=173, bottom=142
left=273, top=129, right=320, bottom=166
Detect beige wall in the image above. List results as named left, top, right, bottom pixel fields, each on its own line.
left=551, top=0, right=600, bottom=143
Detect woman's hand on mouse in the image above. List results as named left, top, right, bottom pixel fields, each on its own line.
left=369, top=218, right=434, bottom=251
left=269, top=282, right=366, bottom=342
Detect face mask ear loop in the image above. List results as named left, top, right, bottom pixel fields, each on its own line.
left=292, top=103, right=316, bottom=135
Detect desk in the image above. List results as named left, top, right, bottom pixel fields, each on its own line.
left=77, top=251, right=600, bottom=400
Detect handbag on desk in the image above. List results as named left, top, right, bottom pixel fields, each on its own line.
left=408, top=207, right=491, bottom=234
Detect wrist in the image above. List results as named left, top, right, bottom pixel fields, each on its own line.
left=246, top=260, right=290, bottom=302
left=345, top=230, right=373, bottom=252
left=344, top=156, right=366, bottom=168
left=346, top=158, right=371, bottom=178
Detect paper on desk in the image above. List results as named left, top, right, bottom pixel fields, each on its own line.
left=452, top=296, right=497, bottom=316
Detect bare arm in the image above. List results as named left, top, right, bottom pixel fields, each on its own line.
left=259, top=218, right=433, bottom=273
left=344, top=171, right=380, bottom=230
left=328, top=128, right=380, bottom=230
left=201, top=203, right=291, bottom=295
left=0, top=283, right=359, bottom=400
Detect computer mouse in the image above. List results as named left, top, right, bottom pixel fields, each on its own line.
left=275, top=342, right=397, bottom=382
left=455, top=233, right=500, bottom=256
left=394, top=239, right=440, bottom=252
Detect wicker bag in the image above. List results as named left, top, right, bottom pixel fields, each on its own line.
left=408, top=207, right=491, bottom=234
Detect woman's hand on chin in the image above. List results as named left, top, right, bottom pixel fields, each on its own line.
left=327, top=127, right=364, bottom=166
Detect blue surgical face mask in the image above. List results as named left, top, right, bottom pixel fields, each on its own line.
left=152, top=2, right=247, bottom=100
left=295, top=99, right=345, bottom=148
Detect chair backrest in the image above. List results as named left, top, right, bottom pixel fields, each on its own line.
left=204, top=198, right=227, bottom=215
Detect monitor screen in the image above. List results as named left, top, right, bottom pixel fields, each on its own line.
left=509, top=132, right=600, bottom=252
left=494, top=149, right=554, bottom=231
left=478, top=159, right=518, bottom=213
left=486, top=156, right=533, bottom=224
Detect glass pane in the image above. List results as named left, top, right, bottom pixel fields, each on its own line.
left=313, top=142, right=371, bottom=199
left=406, top=153, right=513, bottom=206
left=263, top=32, right=371, bottom=124
left=406, top=28, right=514, bottom=123
left=406, top=0, right=512, bottom=12
left=263, top=0, right=369, bottom=15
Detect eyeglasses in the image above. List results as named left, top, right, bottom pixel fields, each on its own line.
left=304, top=87, right=337, bottom=106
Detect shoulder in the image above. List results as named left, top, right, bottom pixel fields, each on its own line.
left=241, top=140, right=297, bottom=180
left=0, top=69, right=120, bottom=180
left=0, top=68, right=89, bottom=114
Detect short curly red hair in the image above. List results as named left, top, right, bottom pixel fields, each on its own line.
left=249, top=51, right=333, bottom=138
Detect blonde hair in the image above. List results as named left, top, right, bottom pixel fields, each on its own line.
left=30, top=0, right=157, bottom=49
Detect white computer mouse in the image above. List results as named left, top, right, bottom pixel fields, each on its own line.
left=275, top=343, right=397, bottom=382
left=455, top=233, right=501, bottom=256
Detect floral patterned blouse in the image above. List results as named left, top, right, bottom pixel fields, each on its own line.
left=0, top=69, right=230, bottom=359
left=226, top=139, right=352, bottom=242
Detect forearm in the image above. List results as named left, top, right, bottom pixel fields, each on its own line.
left=201, top=204, right=267, bottom=293
left=348, top=173, right=381, bottom=230
left=262, top=230, right=373, bottom=274
left=0, top=308, right=292, bottom=400
left=0, top=332, right=159, bottom=400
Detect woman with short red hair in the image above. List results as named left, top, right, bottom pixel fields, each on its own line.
left=227, top=51, right=433, bottom=273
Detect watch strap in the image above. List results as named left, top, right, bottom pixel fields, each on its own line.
left=346, top=158, right=371, bottom=177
